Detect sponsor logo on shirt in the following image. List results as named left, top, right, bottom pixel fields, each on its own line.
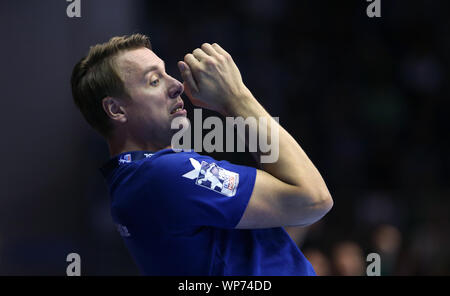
left=118, top=153, right=132, bottom=164
left=182, top=158, right=239, bottom=197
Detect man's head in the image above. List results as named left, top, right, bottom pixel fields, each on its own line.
left=71, top=34, right=186, bottom=148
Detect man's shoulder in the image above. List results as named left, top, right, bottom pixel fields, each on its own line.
left=143, top=148, right=200, bottom=166
left=135, top=149, right=206, bottom=177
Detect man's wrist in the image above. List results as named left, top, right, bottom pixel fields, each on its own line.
left=221, top=87, right=257, bottom=117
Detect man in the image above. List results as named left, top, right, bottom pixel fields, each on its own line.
left=71, top=34, right=333, bottom=275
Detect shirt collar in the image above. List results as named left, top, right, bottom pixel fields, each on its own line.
left=99, top=151, right=155, bottom=178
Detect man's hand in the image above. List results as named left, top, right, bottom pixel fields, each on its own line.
left=178, top=43, right=249, bottom=115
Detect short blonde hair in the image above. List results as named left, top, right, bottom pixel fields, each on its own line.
left=71, top=34, right=152, bottom=136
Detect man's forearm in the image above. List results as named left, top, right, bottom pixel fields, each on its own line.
left=223, top=88, right=331, bottom=200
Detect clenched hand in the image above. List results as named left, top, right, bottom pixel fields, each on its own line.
left=178, top=43, right=250, bottom=115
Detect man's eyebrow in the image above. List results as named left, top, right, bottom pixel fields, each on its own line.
left=142, top=61, right=166, bottom=77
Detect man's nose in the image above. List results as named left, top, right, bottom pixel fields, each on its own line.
left=168, top=77, right=184, bottom=99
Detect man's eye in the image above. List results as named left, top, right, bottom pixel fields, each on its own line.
left=150, top=79, right=160, bottom=87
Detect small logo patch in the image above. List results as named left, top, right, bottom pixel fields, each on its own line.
left=118, top=154, right=132, bottom=164
left=182, top=158, right=239, bottom=197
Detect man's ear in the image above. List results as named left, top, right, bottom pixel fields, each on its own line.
left=102, top=97, right=127, bottom=124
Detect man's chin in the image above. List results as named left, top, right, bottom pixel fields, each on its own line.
left=169, top=116, right=190, bottom=133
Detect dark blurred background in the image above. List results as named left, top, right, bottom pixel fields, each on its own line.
left=0, top=0, right=448, bottom=275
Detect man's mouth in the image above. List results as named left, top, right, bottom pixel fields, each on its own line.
left=170, top=102, right=186, bottom=115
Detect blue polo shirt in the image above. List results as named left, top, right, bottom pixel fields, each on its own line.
left=100, top=148, right=316, bottom=276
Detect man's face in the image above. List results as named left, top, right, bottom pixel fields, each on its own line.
left=114, top=47, right=187, bottom=146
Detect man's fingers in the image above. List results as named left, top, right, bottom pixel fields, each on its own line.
left=178, top=61, right=199, bottom=94
left=184, top=53, right=200, bottom=68
left=200, top=43, right=219, bottom=58
left=192, top=48, right=210, bottom=62
left=183, top=53, right=202, bottom=86
left=211, top=43, right=231, bottom=58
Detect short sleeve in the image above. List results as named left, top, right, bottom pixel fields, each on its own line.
left=138, top=152, right=257, bottom=229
